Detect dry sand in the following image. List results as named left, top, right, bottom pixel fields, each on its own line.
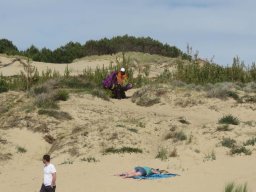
left=0, top=54, right=256, bottom=192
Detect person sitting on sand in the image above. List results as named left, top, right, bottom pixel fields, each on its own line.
left=103, top=67, right=132, bottom=99
left=116, top=166, right=161, bottom=178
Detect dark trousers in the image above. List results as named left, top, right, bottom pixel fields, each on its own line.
left=40, top=184, right=56, bottom=192
left=112, top=83, right=132, bottom=99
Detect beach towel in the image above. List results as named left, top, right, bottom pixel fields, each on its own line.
left=133, top=173, right=178, bottom=180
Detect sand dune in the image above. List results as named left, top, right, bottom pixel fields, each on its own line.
left=0, top=54, right=256, bottom=192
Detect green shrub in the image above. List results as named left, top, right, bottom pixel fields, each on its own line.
left=0, top=77, right=8, bottom=93
left=81, top=157, right=99, bottom=163
left=132, top=85, right=166, bottom=107
left=244, top=138, right=256, bottom=146
left=227, top=91, right=240, bottom=100
left=54, top=89, right=69, bottom=101
left=230, top=146, right=252, bottom=156
left=17, top=146, right=27, bottom=153
left=225, top=183, right=248, bottom=192
left=219, top=115, right=240, bottom=125
left=104, top=147, right=143, bottom=154
left=204, top=151, right=216, bottom=161
left=156, top=148, right=168, bottom=161
left=221, top=138, right=237, bottom=148
left=174, top=131, right=187, bottom=141
left=35, top=93, right=59, bottom=109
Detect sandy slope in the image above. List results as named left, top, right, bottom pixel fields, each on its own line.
left=0, top=54, right=256, bottom=192
left=0, top=52, right=178, bottom=77
left=1, top=88, right=256, bottom=192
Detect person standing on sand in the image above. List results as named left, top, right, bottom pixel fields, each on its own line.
left=40, top=154, right=57, bottom=192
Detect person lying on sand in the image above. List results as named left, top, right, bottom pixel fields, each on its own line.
left=115, top=166, right=163, bottom=178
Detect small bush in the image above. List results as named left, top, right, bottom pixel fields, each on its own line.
left=104, top=147, right=143, bottom=154
left=0, top=78, right=8, bottom=93
left=132, top=85, right=165, bottom=107
left=81, top=157, right=99, bottom=163
left=38, top=109, right=72, bottom=120
left=207, top=85, right=231, bottom=99
left=204, top=151, right=216, bottom=161
left=91, top=88, right=110, bottom=101
left=230, top=146, right=252, bottom=156
left=156, top=148, right=168, bottom=161
left=54, top=89, right=69, bottom=101
left=35, top=93, right=59, bottom=109
left=219, top=115, right=240, bottom=125
left=17, top=146, right=27, bottom=153
left=221, top=138, right=237, bottom=148
left=244, top=137, right=256, bottom=146
left=227, top=91, right=240, bottom=100
left=32, top=85, right=49, bottom=95
left=225, top=183, right=248, bottom=192
left=174, top=131, right=187, bottom=141
left=241, top=95, right=256, bottom=103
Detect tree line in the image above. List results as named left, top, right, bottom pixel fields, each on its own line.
left=0, top=35, right=190, bottom=63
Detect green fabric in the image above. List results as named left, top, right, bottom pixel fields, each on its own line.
left=143, top=167, right=153, bottom=176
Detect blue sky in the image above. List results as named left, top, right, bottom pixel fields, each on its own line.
left=0, top=0, right=255, bottom=65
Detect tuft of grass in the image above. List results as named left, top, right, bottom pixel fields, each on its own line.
left=217, top=124, right=232, bottom=131
left=226, top=91, right=240, bottom=101
left=60, top=159, right=73, bottom=165
left=230, top=146, right=252, bottom=156
left=17, top=146, right=27, bottom=153
left=204, top=151, right=216, bottom=161
left=0, top=77, right=9, bottom=93
left=0, top=153, right=12, bottom=161
left=81, top=157, right=99, bottom=163
left=91, top=88, right=110, bottom=101
left=221, top=138, right=237, bottom=148
left=35, top=93, right=59, bottom=109
left=174, top=131, right=187, bottom=141
left=225, top=182, right=248, bottom=192
left=38, top=109, right=72, bottom=120
left=54, top=89, right=69, bottom=101
left=127, top=128, right=138, bottom=133
left=104, top=147, right=143, bottom=154
left=243, top=137, right=256, bottom=146
left=219, top=115, right=240, bottom=125
left=132, top=85, right=164, bottom=107
left=156, top=148, right=168, bottom=161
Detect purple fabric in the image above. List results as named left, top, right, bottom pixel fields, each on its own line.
left=102, top=71, right=117, bottom=89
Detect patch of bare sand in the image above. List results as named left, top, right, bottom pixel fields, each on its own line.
left=1, top=84, right=256, bottom=191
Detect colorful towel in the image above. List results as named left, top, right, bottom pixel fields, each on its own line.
left=133, top=173, right=178, bottom=180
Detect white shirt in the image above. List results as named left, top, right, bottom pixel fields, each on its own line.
left=43, top=163, right=56, bottom=186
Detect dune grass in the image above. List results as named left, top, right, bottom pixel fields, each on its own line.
left=225, top=182, right=248, bottom=192
left=156, top=148, right=169, bottom=161
left=219, top=115, right=240, bottom=125
left=103, top=147, right=143, bottom=154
